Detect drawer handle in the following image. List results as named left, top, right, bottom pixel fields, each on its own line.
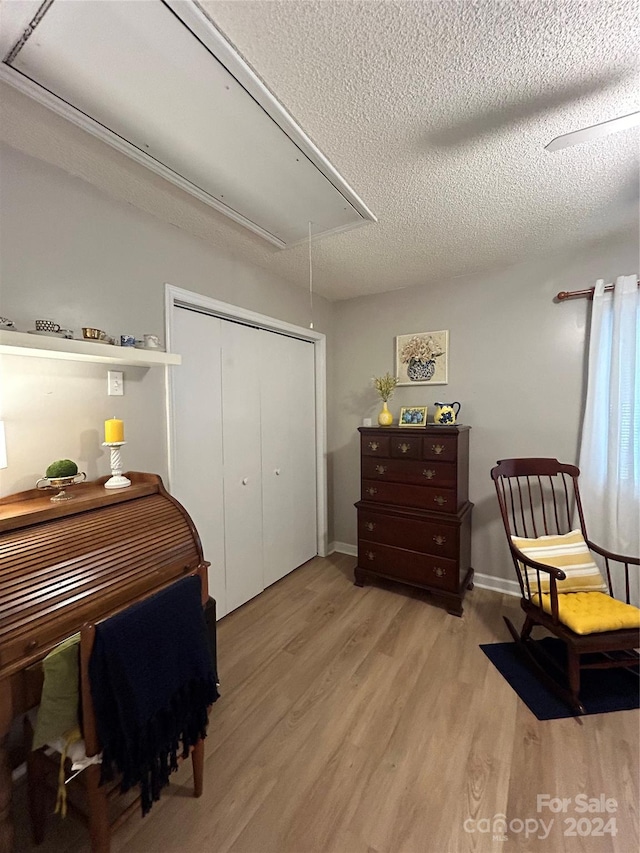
left=365, top=521, right=376, bottom=532
left=398, top=443, right=411, bottom=454
left=433, top=534, right=447, bottom=546
left=366, top=487, right=378, bottom=496
left=366, top=551, right=376, bottom=561
left=368, top=441, right=380, bottom=451
left=26, top=639, right=38, bottom=651
left=431, top=444, right=445, bottom=455
left=375, top=465, right=387, bottom=475
left=433, top=566, right=446, bottom=578
left=434, top=495, right=447, bottom=506
left=422, top=468, right=435, bottom=479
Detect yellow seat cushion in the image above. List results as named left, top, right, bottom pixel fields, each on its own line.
left=533, top=591, right=640, bottom=635
left=512, top=529, right=608, bottom=594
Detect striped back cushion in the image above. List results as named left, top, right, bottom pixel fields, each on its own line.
left=511, top=529, right=608, bottom=594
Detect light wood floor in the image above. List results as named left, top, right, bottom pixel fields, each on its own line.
left=12, top=554, right=639, bottom=853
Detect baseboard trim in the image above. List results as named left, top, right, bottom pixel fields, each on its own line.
left=329, top=541, right=357, bottom=557
left=473, top=572, right=520, bottom=597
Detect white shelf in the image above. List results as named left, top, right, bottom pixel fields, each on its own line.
left=0, top=331, right=181, bottom=366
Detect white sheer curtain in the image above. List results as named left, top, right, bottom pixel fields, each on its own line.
left=578, top=274, right=639, bottom=602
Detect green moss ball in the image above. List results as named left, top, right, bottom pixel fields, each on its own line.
left=45, top=459, right=78, bottom=478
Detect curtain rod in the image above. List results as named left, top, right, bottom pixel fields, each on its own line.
left=556, top=280, right=640, bottom=301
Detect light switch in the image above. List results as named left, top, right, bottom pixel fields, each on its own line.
left=107, top=370, right=124, bottom=396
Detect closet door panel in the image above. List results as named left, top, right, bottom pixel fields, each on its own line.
left=171, top=309, right=226, bottom=616
left=222, top=321, right=264, bottom=611
left=285, top=335, right=317, bottom=571
left=261, top=331, right=317, bottom=587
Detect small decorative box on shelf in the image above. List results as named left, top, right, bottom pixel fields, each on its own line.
left=355, top=424, right=473, bottom=616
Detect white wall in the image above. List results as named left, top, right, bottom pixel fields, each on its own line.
left=329, top=232, right=639, bottom=585
left=2, top=143, right=637, bottom=587
left=0, top=143, right=333, bottom=500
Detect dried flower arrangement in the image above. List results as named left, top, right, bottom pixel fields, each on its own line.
left=372, top=372, right=398, bottom=402
left=399, top=334, right=444, bottom=364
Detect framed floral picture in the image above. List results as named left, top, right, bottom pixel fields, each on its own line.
left=396, top=330, right=448, bottom=386
left=399, top=406, right=428, bottom=427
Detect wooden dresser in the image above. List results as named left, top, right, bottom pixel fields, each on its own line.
left=354, top=425, right=473, bottom=615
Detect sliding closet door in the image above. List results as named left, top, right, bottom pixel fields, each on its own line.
left=170, top=308, right=226, bottom=614
left=260, top=330, right=317, bottom=587
left=171, top=305, right=319, bottom=617
left=221, top=321, right=264, bottom=611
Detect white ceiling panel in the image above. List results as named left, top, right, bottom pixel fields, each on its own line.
left=2, top=0, right=375, bottom=247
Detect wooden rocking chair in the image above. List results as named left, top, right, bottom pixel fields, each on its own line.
left=491, top=458, right=639, bottom=714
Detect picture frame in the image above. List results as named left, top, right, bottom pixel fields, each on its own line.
left=396, top=330, right=449, bottom=386
left=399, top=406, right=428, bottom=427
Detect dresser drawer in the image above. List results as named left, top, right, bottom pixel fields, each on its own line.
left=357, top=542, right=458, bottom=592
left=357, top=510, right=458, bottom=559
left=361, top=435, right=390, bottom=456
left=422, top=435, right=457, bottom=462
left=361, top=457, right=456, bottom=488
left=362, top=480, right=457, bottom=512
left=390, top=436, right=422, bottom=459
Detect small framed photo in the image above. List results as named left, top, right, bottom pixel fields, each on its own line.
left=399, top=406, right=428, bottom=427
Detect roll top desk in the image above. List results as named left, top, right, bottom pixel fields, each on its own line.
left=0, top=473, right=207, bottom=851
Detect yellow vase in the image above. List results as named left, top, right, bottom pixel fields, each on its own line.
left=378, top=401, right=393, bottom=426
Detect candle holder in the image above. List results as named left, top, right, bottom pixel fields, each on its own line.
left=102, top=441, right=131, bottom=489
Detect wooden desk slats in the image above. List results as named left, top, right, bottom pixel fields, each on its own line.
left=0, top=473, right=206, bottom=679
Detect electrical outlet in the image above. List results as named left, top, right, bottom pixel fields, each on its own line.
left=107, top=370, right=124, bottom=396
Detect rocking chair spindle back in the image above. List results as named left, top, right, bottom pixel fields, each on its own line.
left=491, top=457, right=639, bottom=715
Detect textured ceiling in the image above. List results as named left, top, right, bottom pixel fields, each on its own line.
left=1, top=0, right=638, bottom=300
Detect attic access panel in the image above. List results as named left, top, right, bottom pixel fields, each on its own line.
left=1, top=0, right=375, bottom=248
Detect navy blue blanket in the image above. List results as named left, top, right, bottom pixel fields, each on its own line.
left=89, top=575, right=219, bottom=814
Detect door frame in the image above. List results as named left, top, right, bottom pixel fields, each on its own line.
left=164, top=283, right=328, bottom=557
